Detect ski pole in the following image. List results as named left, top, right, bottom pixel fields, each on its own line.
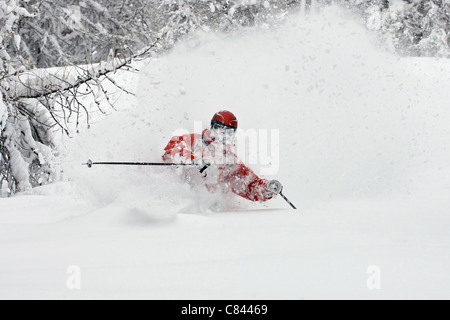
left=82, top=159, right=196, bottom=168
left=84, top=159, right=298, bottom=209
left=280, top=190, right=297, bottom=210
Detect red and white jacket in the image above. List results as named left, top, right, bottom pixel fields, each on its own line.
left=162, top=129, right=273, bottom=202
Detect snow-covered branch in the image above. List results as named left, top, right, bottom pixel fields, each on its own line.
left=5, top=34, right=165, bottom=100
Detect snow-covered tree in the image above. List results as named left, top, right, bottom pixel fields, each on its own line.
left=1, top=0, right=166, bottom=197
left=154, top=0, right=309, bottom=48
left=16, top=0, right=158, bottom=68
left=1, top=0, right=42, bottom=195
left=337, top=0, right=450, bottom=57
left=12, top=1, right=312, bottom=68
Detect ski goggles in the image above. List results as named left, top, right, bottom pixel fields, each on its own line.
left=211, top=121, right=237, bottom=133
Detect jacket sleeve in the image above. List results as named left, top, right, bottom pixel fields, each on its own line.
left=224, top=162, right=273, bottom=202
left=162, top=136, right=195, bottom=163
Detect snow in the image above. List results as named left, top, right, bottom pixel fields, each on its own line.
left=13, top=34, right=20, bottom=50
left=0, top=98, right=6, bottom=130
left=1, top=6, right=450, bottom=299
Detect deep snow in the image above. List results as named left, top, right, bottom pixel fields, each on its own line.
left=1, top=7, right=450, bottom=299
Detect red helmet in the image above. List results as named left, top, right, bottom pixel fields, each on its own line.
left=211, top=110, right=238, bottom=130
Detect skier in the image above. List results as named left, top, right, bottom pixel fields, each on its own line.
left=162, top=110, right=283, bottom=202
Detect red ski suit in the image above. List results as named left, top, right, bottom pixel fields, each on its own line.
left=162, top=130, right=273, bottom=202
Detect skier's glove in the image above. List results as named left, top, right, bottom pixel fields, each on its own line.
left=267, top=180, right=283, bottom=195
left=193, top=158, right=211, bottom=177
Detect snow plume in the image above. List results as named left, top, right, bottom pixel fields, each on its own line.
left=65, top=5, right=450, bottom=212
left=132, top=5, right=450, bottom=206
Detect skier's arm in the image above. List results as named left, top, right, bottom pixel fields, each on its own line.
left=225, top=163, right=273, bottom=202
left=162, top=136, right=194, bottom=163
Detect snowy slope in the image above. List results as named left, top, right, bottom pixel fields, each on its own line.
left=1, top=6, right=450, bottom=299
